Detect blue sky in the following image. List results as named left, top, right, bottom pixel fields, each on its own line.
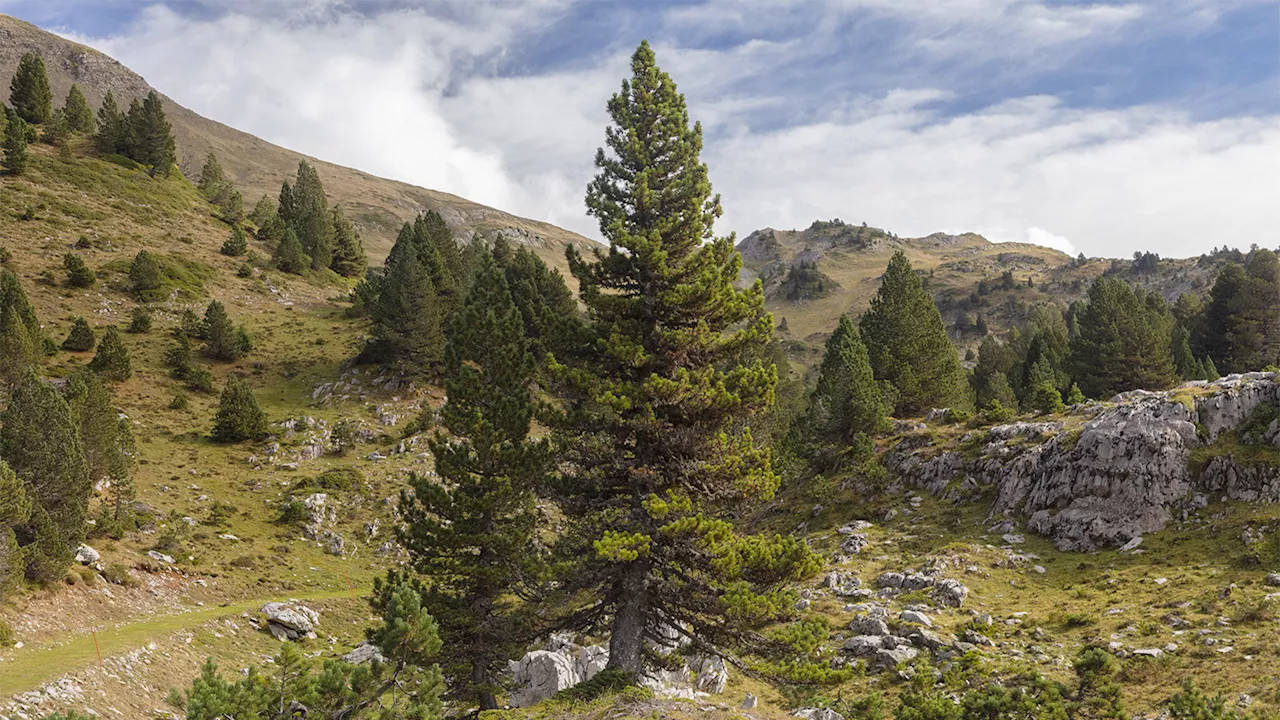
left=5, top=0, right=1278, bottom=257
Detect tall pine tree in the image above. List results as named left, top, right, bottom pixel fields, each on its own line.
left=1, top=374, right=91, bottom=582
left=860, top=251, right=970, bottom=415
left=329, top=207, right=367, bottom=277
left=803, top=314, right=886, bottom=468
left=1068, top=277, right=1178, bottom=398
left=8, top=52, right=52, bottom=124
left=290, top=161, right=334, bottom=271
left=552, top=41, right=819, bottom=675
left=2, top=110, right=29, bottom=175
left=62, top=84, right=95, bottom=134
left=94, top=91, right=127, bottom=154
left=366, top=230, right=444, bottom=370
left=0, top=270, right=43, bottom=384
left=398, top=252, right=548, bottom=711
left=1200, top=250, right=1280, bottom=373
left=0, top=459, right=30, bottom=599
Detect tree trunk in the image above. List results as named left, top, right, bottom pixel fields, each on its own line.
left=473, top=660, right=498, bottom=711
left=606, top=564, right=648, bottom=676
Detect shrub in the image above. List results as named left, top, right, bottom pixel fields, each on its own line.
left=89, top=326, right=132, bottom=381
left=1062, top=612, right=1096, bottom=628
left=0, top=247, right=11, bottom=264
left=102, top=563, right=138, bottom=587
left=275, top=500, right=308, bottom=525
left=168, top=391, right=189, bottom=410
left=212, top=378, right=266, bottom=442
left=63, top=253, right=95, bottom=287
left=304, top=467, right=364, bottom=493
left=220, top=226, right=248, bottom=257
left=978, top=399, right=1015, bottom=424
left=942, top=408, right=972, bottom=425
left=61, top=316, right=96, bottom=352
left=0, top=620, right=15, bottom=647
left=185, top=366, right=215, bottom=393
left=237, top=263, right=253, bottom=278
left=127, top=306, right=152, bottom=333
left=1028, top=381, right=1065, bottom=415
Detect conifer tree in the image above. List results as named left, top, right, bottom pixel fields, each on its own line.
left=127, top=245, right=161, bottom=297
left=218, top=189, right=243, bottom=224
left=197, top=152, right=227, bottom=199
left=1200, top=251, right=1280, bottom=373
left=9, top=52, right=52, bottom=124
left=290, top=161, right=334, bottom=271
left=212, top=378, right=266, bottom=442
left=0, top=271, right=43, bottom=384
left=90, top=326, right=132, bottom=381
left=553, top=41, right=820, bottom=675
left=2, top=110, right=29, bottom=175
left=63, top=253, right=95, bottom=287
left=1, top=374, right=91, bottom=582
left=220, top=225, right=248, bottom=257
left=407, top=216, right=456, bottom=310
left=62, top=85, right=94, bottom=134
left=130, top=91, right=176, bottom=176
left=1068, top=277, right=1177, bottom=398
left=492, top=237, right=577, bottom=359
left=273, top=228, right=309, bottom=274
left=164, top=332, right=195, bottom=378
left=1064, top=383, right=1086, bottom=405
left=94, top=91, right=127, bottom=154
left=62, top=317, right=96, bottom=352
left=329, top=207, right=367, bottom=277
left=107, top=418, right=136, bottom=523
left=40, top=108, right=70, bottom=149
left=63, top=370, right=123, bottom=488
left=803, top=314, right=886, bottom=467
left=860, top=251, right=971, bottom=415
left=202, top=300, right=250, bottom=361
left=421, top=210, right=462, bottom=285
left=367, top=232, right=443, bottom=370
left=249, top=194, right=276, bottom=228
left=971, top=336, right=1019, bottom=411
left=0, top=459, right=30, bottom=599
left=398, top=253, right=548, bottom=711
left=277, top=180, right=295, bottom=228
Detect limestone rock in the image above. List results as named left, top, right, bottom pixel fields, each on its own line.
left=74, top=544, right=99, bottom=565
left=793, top=709, right=845, bottom=720
left=341, top=642, right=385, bottom=664
left=263, top=602, right=319, bottom=640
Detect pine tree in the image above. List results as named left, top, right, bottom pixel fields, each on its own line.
left=131, top=91, right=176, bottom=176
left=1172, top=325, right=1202, bottom=380
left=492, top=237, right=577, bottom=359
left=220, top=225, right=248, bottom=257
left=803, top=314, right=886, bottom=467
left=277, top=180, right=295, bottom=228
left=0, top=270, right=42, bottom=384
left=197, top=152, right=227, bottom=199
left=860, top=251, right=971, bottom=415
left=94, top=91, right=127, bottom=154
left=329, top=207, right=367, bottom=277
left=249, top=194, right=276, bottom=227
left=218, top=189, right=243, bottom=224
left=406, top=217, right=456, bottom=310
left=63, top=370, right=123, bottom=489
left=421, top=210, right=461, bottom=286
left=1068, top=277, right=1178, bottom=398
left=9, top=52, right=52, bottom=124
left=971, top=336, right=1019, bottom=411
left=129, top=249, right=162, bottom=298
left=202, top=300, right=250, bottom=361
left=212, top=378, right=267, bottom=442
left=164, top=333, right=195, bottom=378
left=1, top=374, right=91, bottom=582
left=553, top=41, right=820, bottom=675
left=40, top=108, right=70, bottom=149
left=62, top=317, right=96, bottom=352
left=1200, top=251, right=1280, bottom=373
left=89, top=326, right=131, bottom=381
left=2, top=110, right=29, bottom=175
left=290, top=161, right=334, bottom=271
left=62, top=85, right=94, bottom=133
left=367, top=232, right=444, bottom=370
left=272, top=228, right=309, bottom=274
left=63, top=253, right=95, bottom=287
left=1065, top=383, right=1086, bottom=405
left=0, top=459, right=31, bottom=599
left=398, top=253, right=548, bottom=711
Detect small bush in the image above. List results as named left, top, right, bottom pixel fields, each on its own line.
left=553, top=668, right=648, bottom=703
left=942, top=408, right=972, bottom=425
left=301, top=467, right=364, bottom=493
left=165, top=686, right=187, bottom=709
left=0, top=247, right=11, bottom=264
left=102, top=563, right=138, bottom=587
left=1062, top=612, right=1096, bottom=628
left=128, top=306, right=152, bottom=333
left=185, top=366, right=215, bottom=393
left=276, top=500, right=309, bottom=525
left=0, top=620, right=15, bottom=647
left=63, top=253, right=95, bottom=287
left=978, top=399, right=1015, bottom=424
left=169, top=391, right=189, bottom=410
left=237, top=263, right=253, bottom=278
left=230, top=555, right=256, bottom=569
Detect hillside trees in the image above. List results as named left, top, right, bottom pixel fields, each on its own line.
left=201, top=300, right=252, bottom=361
left=272, top=228, right=309, bottom=274
left=551, top=41, right=820, bottom=675
left=272, top=161, right=367, bottom=275
left=363, top=224, right=445, bottom=370
left=1, top=374, right=91, bottom=582
left=491, top=236, right=577, bottom=359
left=90, top=326, right=132, bottom=381
left=1198, top=249, right=1280, bottom=373
left=802, top=314, right=886, bottom=467
left=860, top=250, right=971, bottom=415
left=62, top=317, right=96, bottom=352
left=128, top=249, right=162, bottom=299
left=9, top=52, right=52, bottom=124
left=220, top=225, right=248, bottom=257
left=329, top=207, right=367, bottom=277
left=94, top=91, right=176, bottom=176
left=0, top=460, right=29, bottom=597
left=1068, top=277, right=1177, bottom=399
left=397, top=252, right=548, bottom=711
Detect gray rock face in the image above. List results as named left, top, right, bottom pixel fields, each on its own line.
left=871, top=645, right=918, bottom=672
left=890, top=374, right=1280, bottom=550
left=793, top=709, right=846, bottom=720
left=74, top=544, right=99, bottom=565
left=843, top=635, right=883, bottom=656
left=508, top=650, right=582, bottom=707
left=341, top=642, right=385, bottom=664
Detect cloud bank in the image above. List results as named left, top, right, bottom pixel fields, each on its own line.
left=62, top=0, right=1279, bottom=259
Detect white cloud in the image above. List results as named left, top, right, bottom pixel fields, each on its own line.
left=60, top=1, right=1278, bottom=259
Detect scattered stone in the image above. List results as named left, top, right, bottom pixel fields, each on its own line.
left=74, top=544, right=100, bottom=565
left=1265, top=573, right=1280, bottom=587
left=1002, top=534, right=1026, bottom=545
left=793, top=708, right=845, bottom=720
left=1133, top=648, right=1163, bottom=658
left=146, top=550, right=175, bottom=564
left=263, top=602, right=320, bottom=641
left=843, top=635, right=883, bottom=656
left=1120, top=536, right=1143, bottom=552
left=341, top=642, right=386, bottom=664
left=742, top=694, right=758, bottom=709
left=900, top=610, right=933, bottom=628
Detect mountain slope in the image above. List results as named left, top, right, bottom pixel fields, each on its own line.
left=0, top=13, right=594, bottom=270
left=741, top=219, right=1223, bottom=347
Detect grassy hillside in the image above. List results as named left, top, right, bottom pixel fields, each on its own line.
left=0, top=13, right=595, bottom=273
left=742, top=220, right=1222, bottom=352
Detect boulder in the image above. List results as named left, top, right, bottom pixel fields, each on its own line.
left=74, top=544, right=100, bottom=565
left=871, top=646, right=918, bottom=672
left=932, top=578, right=970, bottom=607
left=692, top=655, right=728, bottom=694
left=263, top=602, right=319, bottom=640
left=849, top=616, right=890, bottom=636
left=341, top=642, right=386, bottom=664
left=146, top=550, right=175, bottom=564
left=900, top=610, right=933, bottom=628
left=793, top=709, right=845, bottom=720
left=508, top=650, right=579, bottom=707
left=842, top=635, right=884, bottom=656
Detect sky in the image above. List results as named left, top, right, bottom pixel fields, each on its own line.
left=4, top=0, right=1278, bottom=258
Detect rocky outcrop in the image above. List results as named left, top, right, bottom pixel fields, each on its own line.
left=263, top=602, right=319, bottom=641
left=889, top=373, right=1280, bottom=550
